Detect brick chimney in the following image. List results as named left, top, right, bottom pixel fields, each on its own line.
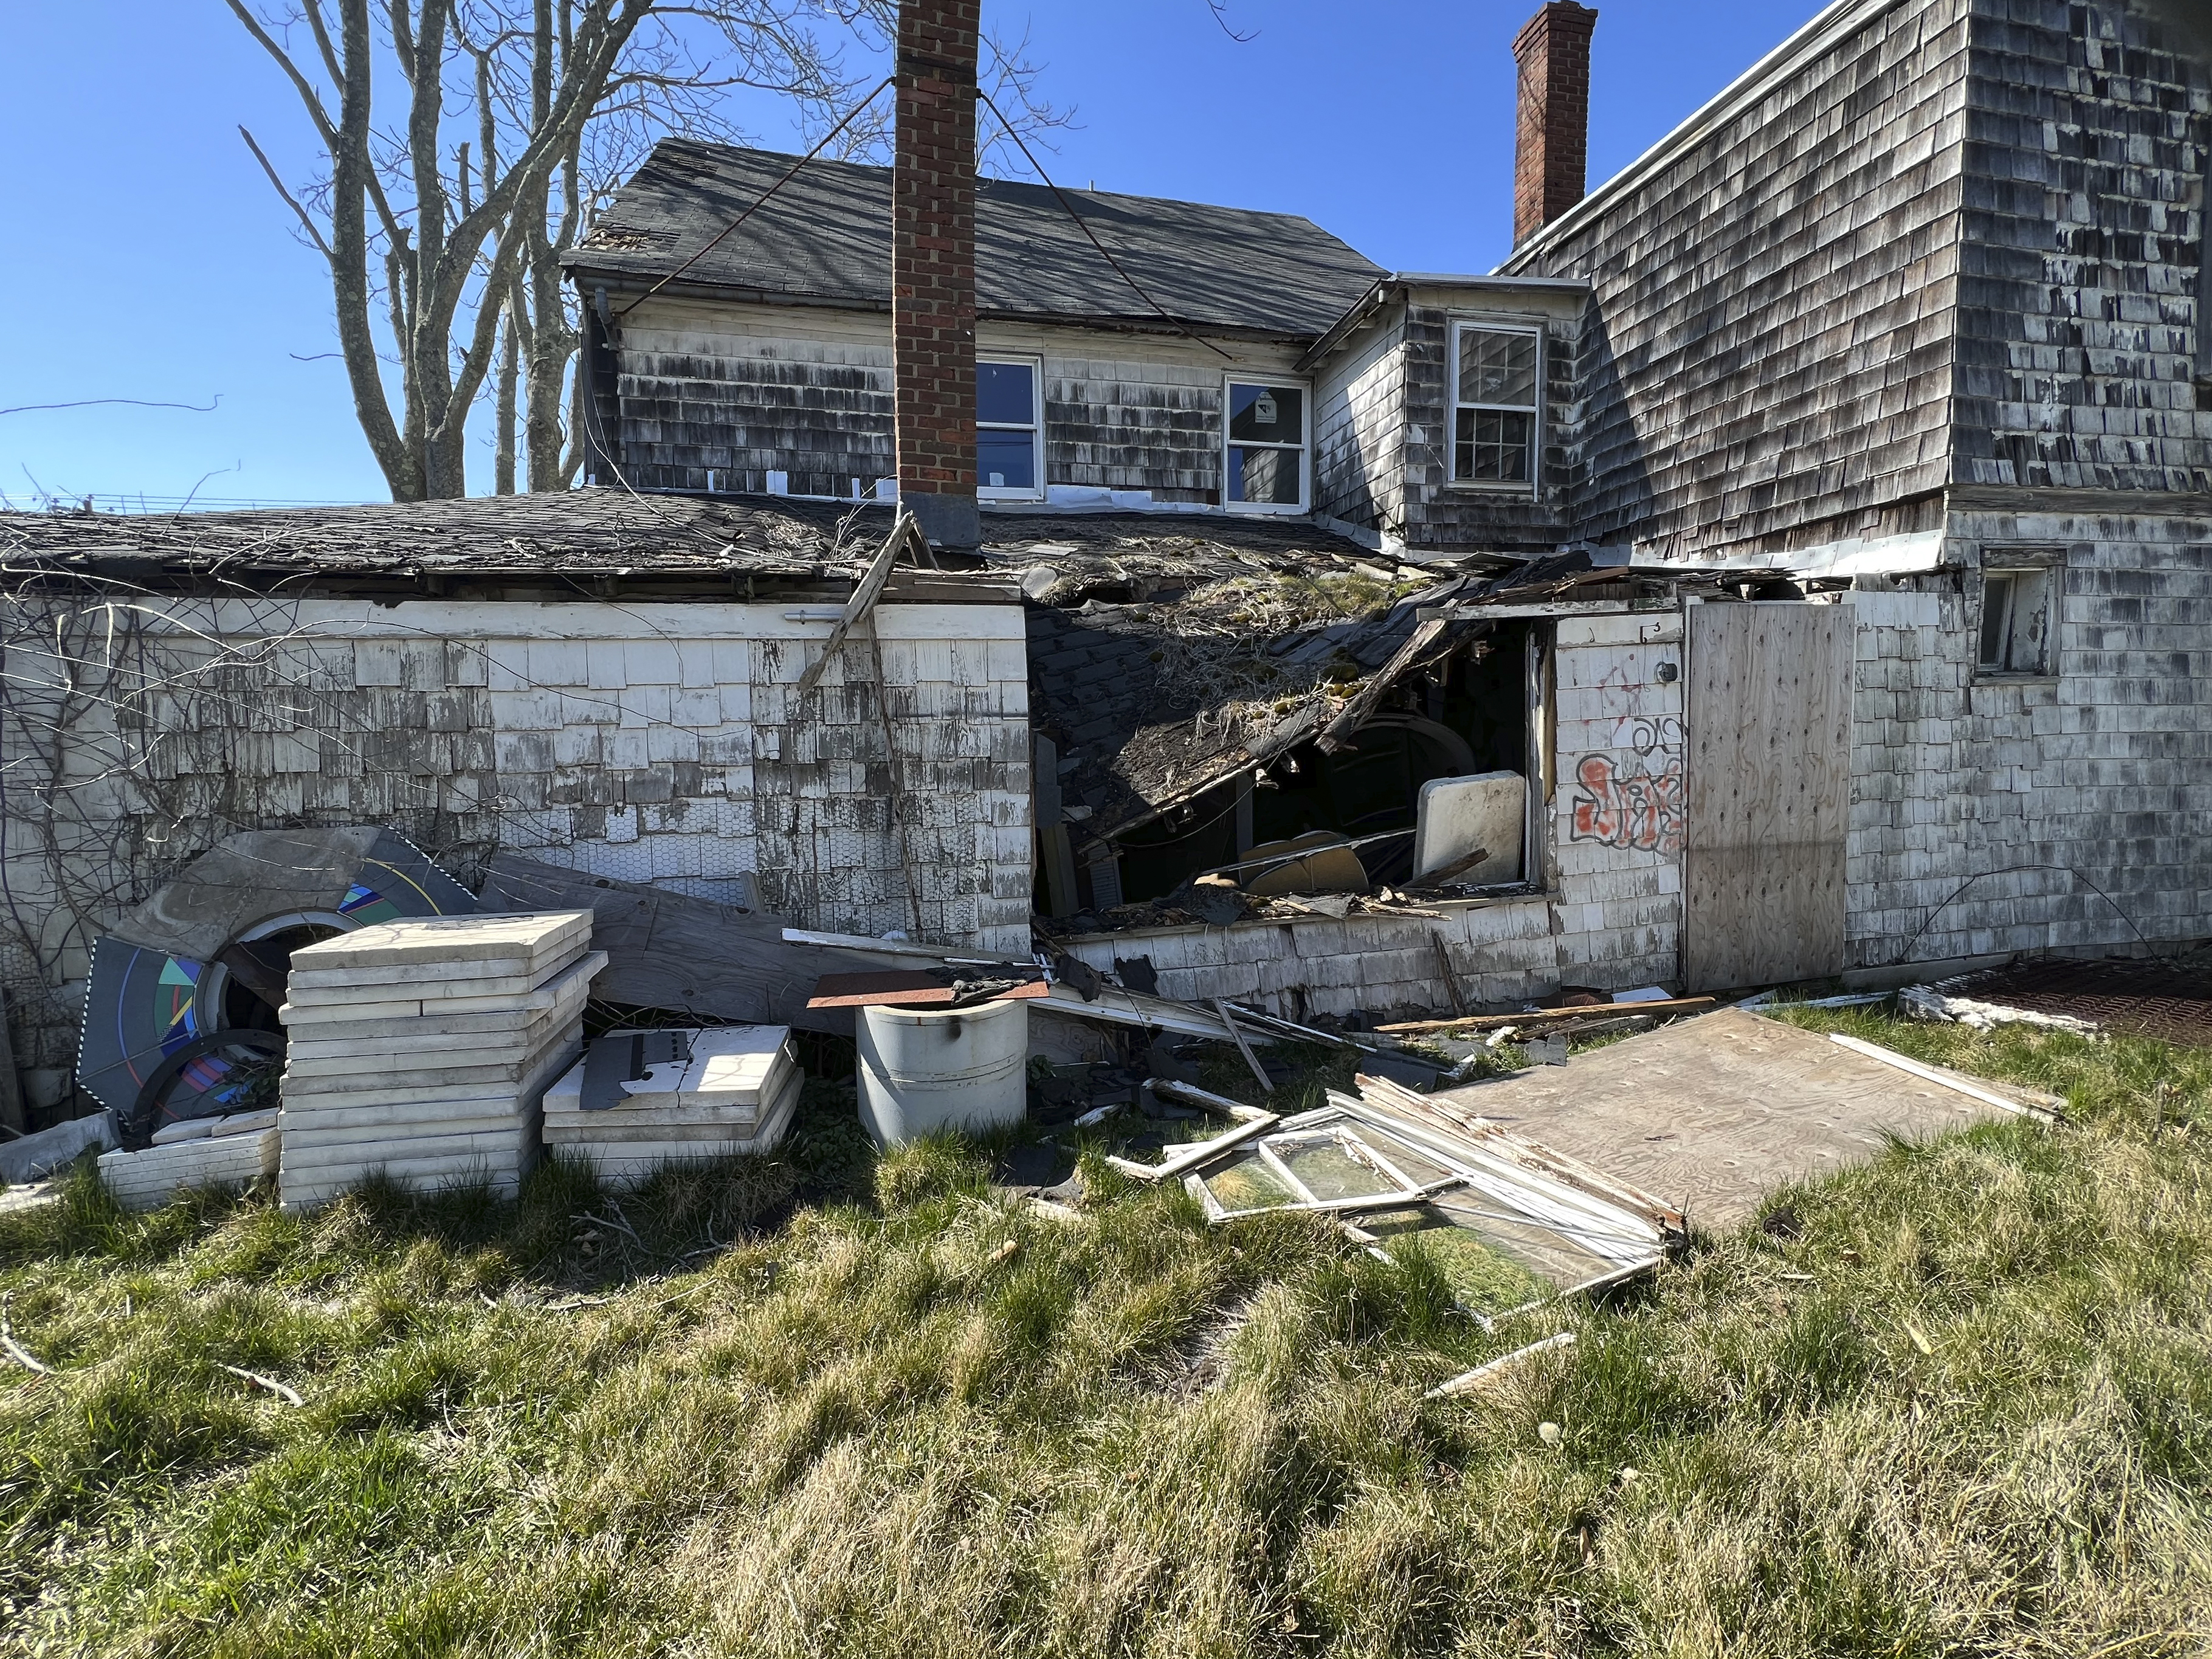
left=893, top=0, right=981, bottom=550
left=1512, top=2, right=1598, bottom=246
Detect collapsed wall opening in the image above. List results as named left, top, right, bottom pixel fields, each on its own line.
left=1045, top=618, right=1540, bottom=923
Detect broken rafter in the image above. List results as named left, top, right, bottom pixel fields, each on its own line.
left=1147, top=1078, right=1273, bottom=1122
left=795, top=511, right=923, bottom=694
left=1314, top=617, right=1480, bottom=754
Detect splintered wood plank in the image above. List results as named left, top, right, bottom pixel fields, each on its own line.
left=1683, top=602, right=1853, bottom=991
left=805, top=971, right=1049, bottom=1009
left=1421, top=1008, right=2042, bottom=1232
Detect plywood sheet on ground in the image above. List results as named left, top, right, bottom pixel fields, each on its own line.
left=1422, top=1009, right=2039, bottom=1232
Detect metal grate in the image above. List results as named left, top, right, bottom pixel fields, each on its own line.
left=1945, top=958, right=2212, bottom=1050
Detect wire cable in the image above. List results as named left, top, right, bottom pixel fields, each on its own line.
left=1893, top=863, right=2152, bottom=967
left=613, top=75, right=896, bottom=320
left=976, top=88, right=1234, bottom=362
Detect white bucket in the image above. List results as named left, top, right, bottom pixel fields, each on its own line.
left=856, top=998, right=1029, bottom=1145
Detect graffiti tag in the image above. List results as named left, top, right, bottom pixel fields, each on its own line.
left=1568, top=754, right=1685, bottom=855
left=1626, top=716, right=1686, bottom=757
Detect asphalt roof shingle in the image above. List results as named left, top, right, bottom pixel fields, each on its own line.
left=563, top=140, right=1387, bottom=340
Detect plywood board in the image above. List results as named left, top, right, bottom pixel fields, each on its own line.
left=1423, top=1009, right=2040, bottom=1232
left=1683, top=602, right=1853, bottom=991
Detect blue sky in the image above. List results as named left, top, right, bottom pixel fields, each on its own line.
left=0, top=0, right=1816, bottom=509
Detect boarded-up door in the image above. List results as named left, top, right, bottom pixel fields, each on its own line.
left=1682, top=602, right=1854, bottom=992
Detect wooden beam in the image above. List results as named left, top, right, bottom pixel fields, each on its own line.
left=1827, top=1033, right=2062, bottom=1120
left=1376, top=996, right=1715, bottom=1033
left=1215, top=998, right=1273, bottom=1094
left=795, top=513, right=918, bottom=694
left=1104, top=1110, right=1281, bottom=1182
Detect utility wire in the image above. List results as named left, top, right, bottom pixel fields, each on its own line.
left=613, top=77, right=895, bottom=320
left=977, top=88, right=1234, bottom=362
left=1893, top=863, right=2151, bottom=967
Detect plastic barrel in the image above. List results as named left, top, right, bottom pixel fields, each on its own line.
left=856, top=998, right=1029, bottom=1145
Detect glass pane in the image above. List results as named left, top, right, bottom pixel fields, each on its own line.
left=1978, top=574, right=2013, bottom=670
left=1201, top=1152, right=1302, bottom=1213
left=1458, top=329, right=1537, bottom=407
left=1228, top=444, right=1302, bottom=505
left=1228, top=382, right=1304, bottom=444
left=1279, top=1139, right=1397, bottom=1202
left=977, top=360, right=1035, bottom=428
left=977, top=428, right=1036, bottom=491
left=1453, top=409, right=1533, bottom=484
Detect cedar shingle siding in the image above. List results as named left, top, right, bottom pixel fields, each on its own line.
left=1954, top=0, right=2212, bottom=492
left=1506, top=0, right=1974, bottom=560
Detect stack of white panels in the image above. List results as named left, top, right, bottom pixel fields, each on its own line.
left=97, top=1109, right=280, bottom=1211
left=542, top=1025, right=800, bottom=1182
left=277, top=912, right=603, bottom=1208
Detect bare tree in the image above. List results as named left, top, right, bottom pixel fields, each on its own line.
left=230, top=2, right=1064, bottom=502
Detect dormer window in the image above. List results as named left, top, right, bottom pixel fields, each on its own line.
left=1225, top=379, right=1309, bottom=512
left=1450, top=322, right=1541, bottom=491
left=978, top=358, right=1044, bottom=500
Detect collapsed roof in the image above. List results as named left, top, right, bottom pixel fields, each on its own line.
left=563, top=140, right=1387, bottom=340
left=2, top=489, right=1697, bottom=852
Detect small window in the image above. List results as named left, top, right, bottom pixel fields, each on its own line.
left=1979, top=569, right=2053, bottom=675
left=977, top=359, right=1042, bottom=499
left=1450, top=323, right=1541, bottom=491
left=1225, top=380, right=1308, bottom=511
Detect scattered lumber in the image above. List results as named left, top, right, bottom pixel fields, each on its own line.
left=1104, top=1111, right=1280, bottom=1182
left=1826, top=1033, right=2064, bottom=1120
left=1147, top=1078, right=1272, bottom=1123
left=1376, top=996, right=1715, bottom=1034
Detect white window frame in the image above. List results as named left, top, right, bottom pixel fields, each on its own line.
left=976, top=356, right=1046, bottom=502
left=1448, top=319, right=1543, bottom=496
left=1221, top=375, right=1311, bottom=515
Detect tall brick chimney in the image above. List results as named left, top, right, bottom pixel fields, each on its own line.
left=893, top=0, right=981, bottom=550
left=1512, top=2, right=1598, bottom=246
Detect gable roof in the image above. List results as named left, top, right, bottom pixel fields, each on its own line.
left=563, top=140, right=1387, bottom=340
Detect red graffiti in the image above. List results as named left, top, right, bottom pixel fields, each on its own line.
left=1568, top=754, right=1684, bottom=854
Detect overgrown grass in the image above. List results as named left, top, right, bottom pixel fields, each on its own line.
left=4, top=1017, right=2211, bottom=1655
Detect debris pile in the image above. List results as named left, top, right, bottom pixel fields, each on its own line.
left=1111, top=1071, right=1676, bottom=1319
left=542, top=1025, right=801, bottom=1181
left=275, top=912, right=603, bottom=1207
left=95, top=1109, right=280, bottom=1212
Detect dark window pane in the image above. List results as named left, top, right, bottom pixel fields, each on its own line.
left=1458, top=329, right=1538, bottom=407
left=978, top=428, right=1036, bottom=491
left=1454, top=408, right=1534, bottom=484
left=1978, top=574, right=2013, bottom=669
left=1228, top=444, right=1301, bottom=505
left=977, top=360, right=1035, bottom=427
left=1228, top=382, right=1304, bottom=444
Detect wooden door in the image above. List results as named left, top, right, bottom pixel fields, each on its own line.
left=1681, top=601, right=1854, bottom=992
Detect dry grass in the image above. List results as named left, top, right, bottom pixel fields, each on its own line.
left=2, top=1013, right=2210, bottom=1657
